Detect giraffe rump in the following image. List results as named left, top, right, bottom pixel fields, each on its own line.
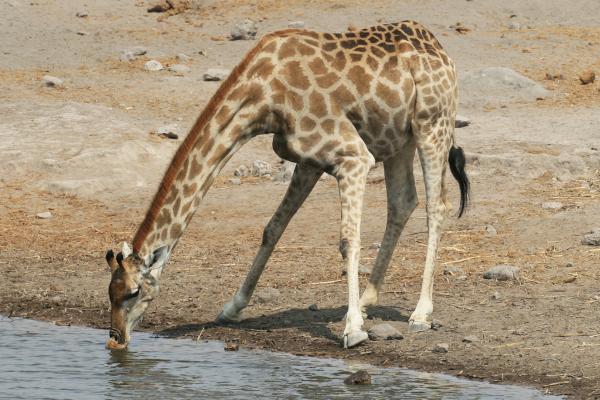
left=448, top=146, right=469, bottom=217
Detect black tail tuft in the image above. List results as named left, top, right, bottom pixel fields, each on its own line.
left=448, top=146, right=470, bottom=218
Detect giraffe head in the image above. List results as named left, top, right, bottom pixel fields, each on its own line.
left=105, top=242, right=169, bottom=350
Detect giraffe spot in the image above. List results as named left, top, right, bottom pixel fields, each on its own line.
left=286, top=90, right=304, bottom=111
left=348, top=66, right=372, bottom=95
left=298, top=132, right=322, bottom=152
left=283, top=61, right=310, bottom=90
left=377, top=41, right=396, bottom=53
left=226, top=85, right=246, bottom=102
left=410, top=38, right=422, bottom=50
left=300, top=116, right=317, bottom=131
left=165, top=185, right=178, bottom=204
left=371, top=46, right=386, bottom=58
left=345, top=32, right=356, bottom=38
left=398, top=41, right=413, bottom=53
left=340, top=40, right=357, bottom=49
left=416, top=29, right=424, bottom=40
left=323, top=42, right=337, bottom=51
left=246, top=58, right=275, bottom=80
left=368, top=36, right=379, bottom=44
left=365, top=55, right=378, bottom=71
left=381, top=57, right=401, bottom=83
left=201, top=137, right=214, bottom=157
left=215, top=105, right=231, bottom=126
left=160, top=229, right=168, bottom=241
left=359, top=30, right=369, bottom=38
left=365, top=98, right=389, bottom=121
left=330, top=84, right=356, bottom=110
left=384, top=128, right=396, bottom=140
left=181, top=199, right=193, bottom=216
left=297, top=42, right=316, bottom=56
left=376, top=82, right=402, bottom=108
left=262, top=40, right=277, bottom=53
left=156, top=208, right=172, bottom=227
left=172, top=197, right=181, bottom=216
left=400, top=24, right=414, bottom=36
left=170, top=223, right=182, bottom=239
left=368, top=115, right=383, bottom=134
left=315, top=72, right=339, bottom=89
left=309, top=91, right=327, bottom=118
left=183, top=182, right=198, bottom=197
left=321, top=119, right=335, bottom=133
left=176, top=166, right=186, bottom=182
left=349, top=53, right=363, bottom=62
left=245, top=83, right=265, bottom=106
left=423, top=95, right=437, bottom=107
left=208, top=144, right=227, bottom=165
left=401, top=78, right=415, bottom=99
left=323, top=33, right=334, bottom=40
left=278, top=37, right=298, bottom=59
left=308, top=57, right=328, bottom=75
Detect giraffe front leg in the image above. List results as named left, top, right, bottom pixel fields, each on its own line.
left=359, top=142, right=418, bottom=318
left=217, top=164, right=322, bottom=323
left=336, top=157, right=373, bottom=348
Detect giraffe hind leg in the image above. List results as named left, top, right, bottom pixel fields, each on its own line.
left=217, top=164, right=322, bottom=323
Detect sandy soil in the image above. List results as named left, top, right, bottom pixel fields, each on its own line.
left=1, top=1, right=599, bottom=398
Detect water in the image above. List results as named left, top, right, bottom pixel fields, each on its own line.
left=0, top=317, right=560, bottom=400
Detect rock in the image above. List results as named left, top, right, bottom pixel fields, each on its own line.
left=370, top=242, right=381, bottom=250
left=491, top=291, right=501, bottom=300
left=344, top=370, right=371, bottom=385
left=156, top=125, right=180, bottom=139
left=75, top=11, right=88, bottom=18
left=230, top=19, right=257, bottom=40
left=507, top=21, right=521, bottom=30
left=255, top=287, right=280, bottom=304
left=147, top=0, right=172, bottom=12
left=565, top=262, right=574, bottom=268
left=36, top=211, right=52, bottom=219
left=483, top=265, right=520, bottom=281
left=176, top=53, right=191, bottom=62
left=228, top=178, right=241, bottom=185
left=120, top=46, right=147, bottom=61
left=443, top=265, right=464, bottom=276
left=541, top=201, right=563, bottom=210
left=288, top=21, right=305, bottom=29
left=579, top=70, right=595, bottom=85
left=234, top=165, right=249, bottom=177
left=224, top=340, right=239, bottom=351
left=308, top=303, right=319, bottom=311
left=168, top=64, right=190, bottom=74
left=76, top=31, right=89, bottom=36
left=455, top=114, right=471, bottom=128
left=485, top=224, right=497, bottom=236
left=450, top=22, right=470, bottom=34
left=272, top=161, right=295, bottom=183
left=144, top=60, right=163, bottom=71
left=463, top=335, right=479, bottom=343
left=41, top=75, right=63, bottom=88
left=432, top=319, right=443, bottom=330
left=203, top=68, right=230, bottom=81
left=582, top=228, right=600, bottom=246
left=432, top=343, right=449, bottom=353
left=545, top=73, right=564, bottom=81
left=459, top=67, right=550, bottom=107
left=367, top=323, right=403, bottom=341
left=251, top=160, right=272, bottom=177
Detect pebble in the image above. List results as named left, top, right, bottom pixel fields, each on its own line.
left=484, top=224, right=497, bottom=236
left=156, top=125, right=180, bottom=139
left=443, top=265, right=465, bottom=277
left=75, top=11, right=88, bottom=18
left=251, top=160, right=272, bottom=177
left=507, top=21, right=521, bottom=30
left=565, top=261, right=574, bottom=268
left=230, top=19, right=258, bottom=40
left=579, top=70, right=595, bottom=85
left=203, top=68, right=230, bottom=81
left=255, top=287, right=280, bottom=304
left=367, top=323, right=403, bottom=341
left=234, top=165, right=250, bottom=177
left=271, top=161, right=295, bottom=183
left=36, top=211, right=52, bottom=219
left=224, top=341, right=239, bottom=351
left=432, top=343, right=449, bottom=353
left=288, top=21, right=305, bottom=29
left=483, top=265, right=520, bottom=281
left=176, top=53, right=191, bottom=62
left=308, top=303, right=319, bottom=311
left=491, top=291, right=501, bottom=300
left=41, top=75, right=63, bottom=88
left=545, top=73, right=564, bottom=81
left=144, top=60, right=163, bottom=71
left=168, top=64, right=190, bottom=74
left=455, top=114, right=471, bottom=128
left=76, top=31, right=89, bottom=36
left=582, top=228, right=600, bottom=246
left=119, top=47, right=147, bottom=62
left=432, top=319, right=443, bottom=330
left=370, top=242, right=381, bottom=250
left=542, top=201, right=563, bottom=210
left=344, top=370, right=371, bottom=385
left=463, top=335, right=479, bottom=343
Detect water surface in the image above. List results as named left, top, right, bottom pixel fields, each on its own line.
left=0, top=317, right=560, bottom=399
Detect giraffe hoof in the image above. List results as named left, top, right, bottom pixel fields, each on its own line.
left=216, top=311, right=242, bottom=324
left=343, top=331, right=369, bottom=348
left=408, top=319, right=432, bottom=332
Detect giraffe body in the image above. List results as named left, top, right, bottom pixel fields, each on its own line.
left=106, top=21, right=469, bottom=349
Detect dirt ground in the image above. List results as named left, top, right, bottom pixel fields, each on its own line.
left=1, top=0, right=600, bottom=398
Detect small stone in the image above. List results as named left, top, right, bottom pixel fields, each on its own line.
left=203, top=68, right=230, bottom=81
left=431, top=319, right=443, bottom=330
left=483, top=265, right=520, bottom=281
left=230, top=19, right=257, bottom=40
left=370, top=242, right=381, bottom=250
left=443, top=265, right=464, bottom=276
left=224, top=340, right=239, bottom=351
left=484, top=224, right=497, bottom=236
left=228, top=178, right=241, bottom=185
left=545, top=73, right=564, bottom=81
left=542, top=201, right=563, bottom=210
left=41, top=75, right=63, bottom=88
left=130, top=46, right=148, bottom=56
left=272, top=161, right=295, bottom=183
left=463, top=335, right=479, bottom=343
left=344, top=370, right=371, bottom=385
left=367, top=323, right=403, bottom=341
left=288, top=21, right=305, bottom=29
left=251, top=160, right=272, bottom=177
left=455, top=114, right=471, bottom=128
left=176, top=53, right=191, bottom=62
left=432, top=343, right=449, bottom=353
left=582, top=228, right=600, bottom=246
left=76, top=31, right=89, bottom=36
left=168, top=64, right=190, bottom=74
left=507, top=21, right=521, bottom=30
left=148, top=1, right=172, bottom=13
left=579, top=70, right=595, bottom=85
left=234, top=165, right=249, bottom=177
left=491, top=291, right=501, bottom=300
left=156, top=125, right=180, bottom=139
left=120, top=47, right=147, bottom=61
left=565, top=262, right=574, bottom=268
left=255, top=287, right=280, bottom=304
left=36, top=211, right=52, bottom=219
left=75, top=11, right=88, bottom=17
left=144, top=60, right=163, bottom=71
left=308, top=303, right=319, bottom=311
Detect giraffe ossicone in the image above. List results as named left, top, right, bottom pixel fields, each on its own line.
left=105, top=20, right=469, bottom=350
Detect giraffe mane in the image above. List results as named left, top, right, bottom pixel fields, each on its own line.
left=132, top=29, right=303, bottom=255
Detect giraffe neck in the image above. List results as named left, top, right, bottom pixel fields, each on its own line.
left=132, top=69, right=277, bottom=263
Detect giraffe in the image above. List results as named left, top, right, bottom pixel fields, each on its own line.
left=105, top=20, right=469, bottom=350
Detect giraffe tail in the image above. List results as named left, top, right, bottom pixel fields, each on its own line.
left=448, top=146, right=469, bottom=217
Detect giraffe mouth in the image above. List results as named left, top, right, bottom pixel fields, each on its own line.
left=106, top=328, right=128, bottom=350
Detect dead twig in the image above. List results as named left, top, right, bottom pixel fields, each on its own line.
left=308, top=279, right=342, bottom=285
left=441, top=256, right=480, bottom=266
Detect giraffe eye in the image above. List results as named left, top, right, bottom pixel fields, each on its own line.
left=124, top=288, right=140, bottom=300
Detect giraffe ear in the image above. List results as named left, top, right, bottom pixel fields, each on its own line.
left=106, top=250, right=118, bottom=273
